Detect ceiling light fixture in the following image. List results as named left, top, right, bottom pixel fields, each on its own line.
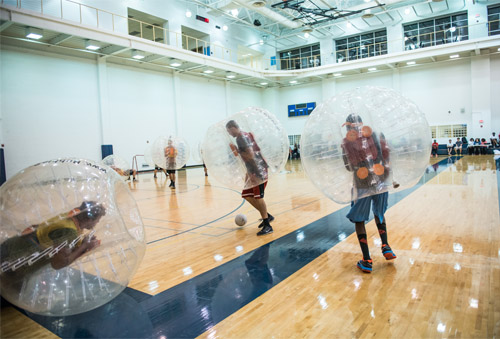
left=289, top=80, right=297, bottom=84
left=259, top=39, right=264, bottom=45
left=226, top=74, right=236, bottom=79
left=170, top=62, right=181, bottom=67
left=346, top=22, right=352, bottom=28
left=260, top=82, right=268, bottom=85
left=407, top=61, right=416, bottom=65
left=222, top=25, right=228, bottom=31
left=26, top=27, right=43, bottom=39
left=404, top=8, right=411, bottom=15
left=231, top=9, right=239, bottom=16
left=304, top=32, right=310, bottom=38
left=204, top=69, right=214, bottom=73
left=85, top=40, right=101, bottom=50
left=132, top=50, right=145, bottom=60
left=185, top=10, right=192, bottom=18
left=450, top=54, right=459, bottom=59
left=333, top=73, right=342, bottom=77
left=368, top=67, right=377, bottom=71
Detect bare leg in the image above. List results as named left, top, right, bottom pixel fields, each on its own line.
left=244, top=197, right=268, bottom=219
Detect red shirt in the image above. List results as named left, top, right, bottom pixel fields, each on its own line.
left=342, top=131, right=389, bottom=167
left=432, top=142, right=439, bottom=149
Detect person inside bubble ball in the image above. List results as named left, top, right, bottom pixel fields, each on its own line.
left=164, top=138, right=178, bottom=189
left=0, top=201, right=105, bottom=275
left=111, top=166, right=137, bottom=181
left=341, top=113, right=397, bottom=273
left=226, top=120, right=274, bottom=236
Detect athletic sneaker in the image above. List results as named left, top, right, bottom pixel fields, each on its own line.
left=257, top=225, right=273, bottom=236
left=381, top=245, right=397, bottom=260
left=258, top=214, right=275, bottom=228
left=357, top=259, right=373, bottom=273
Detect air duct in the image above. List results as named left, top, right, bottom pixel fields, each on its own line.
left=234, top=0, right=302, bottom=29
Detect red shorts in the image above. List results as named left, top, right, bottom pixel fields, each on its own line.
left=242, top=182, right=267, bottom=199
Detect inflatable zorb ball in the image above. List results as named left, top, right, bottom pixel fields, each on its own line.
left=0, top=159, right=146, bottom=316
left=101, top=154, right=131, bottom=179
left=301, top=86, right=431, bottom=203
left=202, top=107, right=288, bottom=190
left=151, top=136, right=190, bottom=170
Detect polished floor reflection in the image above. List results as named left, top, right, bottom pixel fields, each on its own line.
left=1, top=156, right=499, bottom=338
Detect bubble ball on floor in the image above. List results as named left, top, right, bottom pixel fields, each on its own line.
left=0, top=158, right=146, bottom=316
left=101, top=154, right=132, bottom=179
left=202, top=107, right=289, bottom=190
left=151, top=136, right=190, bottom=170
left=301, top=86, right=431, bottom=204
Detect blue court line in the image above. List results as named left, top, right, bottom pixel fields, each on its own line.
left=14, top=157, right=462, bottom=338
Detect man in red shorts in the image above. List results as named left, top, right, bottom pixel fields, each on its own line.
left=226, top=120, right=274, bottom=236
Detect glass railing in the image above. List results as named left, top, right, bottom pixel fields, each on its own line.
left=1, top=0, right=499, bottom=71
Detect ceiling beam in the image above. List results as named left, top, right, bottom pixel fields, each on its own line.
left=49, top=33, right=72, bottom=45
left=0, top=21, right=13, bottom=32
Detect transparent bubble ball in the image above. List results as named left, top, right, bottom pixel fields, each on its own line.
left=151, top=136, right=190, bottom=170
left=0, top=158, right=146, bottom=316
left=202, top=107, right=288, bottom=190
left=301, top=86, right=431, bottom=204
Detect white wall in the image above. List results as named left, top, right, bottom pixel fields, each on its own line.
left=0, top=45, right=265, bottom=177
left=0, top=47, right=102, bottom=177
left=491, top=54, right=500, bottom=135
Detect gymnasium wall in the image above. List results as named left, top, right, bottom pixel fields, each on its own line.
left=1, top=45, right=499, bottom=179
left=0, top=46, right=262, bottom=178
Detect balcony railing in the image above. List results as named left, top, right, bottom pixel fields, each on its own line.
left=1, top=0, right=499, bottom=71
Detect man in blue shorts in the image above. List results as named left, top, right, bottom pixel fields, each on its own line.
left=342, top=114, right=397, bottom=273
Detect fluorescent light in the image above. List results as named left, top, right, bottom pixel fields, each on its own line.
left=26, top=27, right=43, bottom=40
left=132, top=50, right=145, bottom=60
left=226, top=74, right=236, bottom=79
left=346, top=22, right=352, bottom=28
left=259, top=39, right=264, bottom=45
left=404, top=8, right=410, bottom=15
left=85, top=40, right=101, bottom=50
left=289, top=80, right=297, bottom=84
left=304, top=32, right=310, bottom=38
left=185, top=10, right=192, bottom=18
left=450, top=54, right=459, bottom=59
left=333, top=73, right=342, bottom=77
left=203, top=69, right=214, bottom=74
left=368, top=67, right=377, bottom=71
left=260, top=82, right=268, bottom=85
left=407, top=61, right=416, bottom=65
left=231, top=9, right=238, bottom=16
left=222, top=25, right=228, bottom=31
left=170, top=62, right=181, bottom=67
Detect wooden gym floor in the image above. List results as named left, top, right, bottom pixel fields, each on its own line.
left=1, top=155, right=499, bottom=338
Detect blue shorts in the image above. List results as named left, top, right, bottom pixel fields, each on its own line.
left=346, top=192, right=388, bottom=223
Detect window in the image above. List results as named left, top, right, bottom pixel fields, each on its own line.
left=432, top=125, right=467, bottom=138
left=279, top=43, right=321, bottom=70
left=335, top=29, right=387, bottom=63
left=288, top=135, right=301, bottom=147
left=404, top=12, right=468, bottom=51
left=431, top=126, right=437, bottom=139
left=488, top=5, right=500, bottom=36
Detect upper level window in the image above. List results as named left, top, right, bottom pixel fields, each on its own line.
left=335, top=29, right=387, bottom=63
left=403, top=12, right=468, bottom=50
left=278, top=43, right=320, bottom=70
left=488, top=5, right=500, bottom=36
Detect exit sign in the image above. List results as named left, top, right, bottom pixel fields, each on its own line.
left=196, top=15, right=209, bottom=23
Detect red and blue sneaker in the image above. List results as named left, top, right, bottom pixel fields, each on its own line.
left=382, top=244, right=397, bottom=260
left=357, top=259, right=373, bottom=273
